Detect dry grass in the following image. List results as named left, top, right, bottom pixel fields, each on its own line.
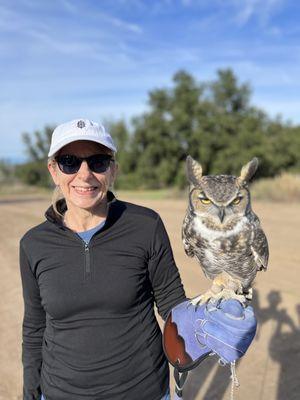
left=0, top=182, right=50, bottom=198
left=1, top=173, right=300, bottom=203
left=119, top=173, right=300, bottom=203
left=252, top=173, right=300, bottom=202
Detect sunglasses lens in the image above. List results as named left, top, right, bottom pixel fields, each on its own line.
left=56, top=154, right=112, bottom=174
left=56, top=155, right=81, bottom=174
left=88, top=155, right=112, bottom=173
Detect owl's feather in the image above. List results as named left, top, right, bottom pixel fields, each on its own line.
left=251, top=225, right=269, bottom=271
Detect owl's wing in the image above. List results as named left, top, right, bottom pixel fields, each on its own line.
left=182, top=231, right=197, bottom=258
left=182, top=213, right=198, bottom=258
left=182, top=218, right=197, bottom=257
left=251, top=226, right=269, bottom=271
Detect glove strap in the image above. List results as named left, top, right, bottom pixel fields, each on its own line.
left=174, top=368, right=188, bottom=398
left=230, top=361, right=240, bottom=400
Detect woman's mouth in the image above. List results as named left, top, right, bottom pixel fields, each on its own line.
left=72, top=186, right=99, bottom=195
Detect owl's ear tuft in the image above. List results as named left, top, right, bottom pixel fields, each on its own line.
left=186, top=155, right=203, bottom=186
left=238, top=157, right=259, bottom=183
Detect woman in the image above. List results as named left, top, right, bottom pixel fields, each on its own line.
left=19, top=119, right=186, bottom=400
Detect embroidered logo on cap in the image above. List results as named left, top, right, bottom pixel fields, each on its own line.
left=77, top=120, right=85, bottom=129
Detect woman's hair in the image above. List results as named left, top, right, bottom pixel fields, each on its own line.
left=48, top=156, right=65, bottom=218
left=48, top=147, right=117, bottom=218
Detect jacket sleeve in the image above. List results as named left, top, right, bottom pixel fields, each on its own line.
left=19, top=241, right=46, bottom=400
left=148, top=216, right=187, bottom=321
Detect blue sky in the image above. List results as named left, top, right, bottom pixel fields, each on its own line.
left=1, top=0, right=300, bottom=161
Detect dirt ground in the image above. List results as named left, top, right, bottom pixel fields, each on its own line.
left=1, top=194, right=299, bottom=400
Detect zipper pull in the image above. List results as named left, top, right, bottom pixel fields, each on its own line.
left=84, top=241, right=91, bottom=276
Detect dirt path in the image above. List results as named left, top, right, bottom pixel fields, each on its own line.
left=1, top=195, right=299, bottom=400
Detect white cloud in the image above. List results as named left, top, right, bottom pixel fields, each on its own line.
left=59, top=0, right=78, bottom=14
left=59, top=0, right=142, bottom=34
left=232, top=0, right=284, bottom=27
left=0, top=2, right=142, bottom=69
left=106, top=15, right=142, bottom=34
left=234, top=0, right=259, bottom=26
left=182, top=0, right=192, bottom=5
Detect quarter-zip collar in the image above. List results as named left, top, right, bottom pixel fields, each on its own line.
left=45, top=190, right=118, bottom=232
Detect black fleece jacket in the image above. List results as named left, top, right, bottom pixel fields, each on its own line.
left=19, top=192, right=186, bottom=400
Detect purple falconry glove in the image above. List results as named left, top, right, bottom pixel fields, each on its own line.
left=163, top=298, right=257, bottom=370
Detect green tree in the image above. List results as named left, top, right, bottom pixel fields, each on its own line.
left=124, top=68, right=300, bottom=188
left=129, top=70, right=204, bottom=188
left=18, top=69, right=300, bottom=190
left=104, top=119, right=138, bottom=189
left=15, top=161, right=51, bottom=187
left=22, top=125, right=53, bottom=161
left=18, top=125, right=54, bottom=187
left=0, top=160, right=16, bottom=183
left=211, top=68, right=251, bottom=114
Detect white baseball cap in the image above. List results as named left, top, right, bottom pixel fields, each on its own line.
left=48, top=118, right=117, bottom=157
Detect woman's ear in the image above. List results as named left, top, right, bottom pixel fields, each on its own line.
left=48, top=160, right=60, bottom=186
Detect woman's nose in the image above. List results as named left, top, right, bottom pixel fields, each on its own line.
left=77, top=160, right=93, bottom=178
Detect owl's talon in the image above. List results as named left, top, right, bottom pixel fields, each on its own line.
left=197, top=288, right=248, bottom=306
left=244, top=288, right=253, bottom=301
left=215, top=289, right=247, bottom=305
left=189, top=291, right=216, bottom=307
left=188, top=295, right=203, bottom=307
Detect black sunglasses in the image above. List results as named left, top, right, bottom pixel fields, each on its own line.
left=55, top=154, right=114, bottom=174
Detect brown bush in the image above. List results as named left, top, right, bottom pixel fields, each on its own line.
left=251, top=173, right=300, bottom=202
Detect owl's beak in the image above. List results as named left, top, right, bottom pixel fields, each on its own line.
left=218, top=207, right=225, bottom=223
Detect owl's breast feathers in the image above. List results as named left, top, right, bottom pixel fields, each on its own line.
left=182, top=211, right=269, bottom=288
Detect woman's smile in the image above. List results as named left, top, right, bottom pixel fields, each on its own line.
left=72, top=185, right=99, bottom=195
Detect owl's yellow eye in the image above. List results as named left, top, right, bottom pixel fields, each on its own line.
left=200, top=197, right=211, bottom=205
left=232, top=197, right=242, bottom=205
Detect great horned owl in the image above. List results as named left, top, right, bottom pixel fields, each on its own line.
left=182, top=156, right=269, bottom=305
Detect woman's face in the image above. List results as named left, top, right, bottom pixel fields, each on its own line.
left=48, top=140, right=117, bottom=212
